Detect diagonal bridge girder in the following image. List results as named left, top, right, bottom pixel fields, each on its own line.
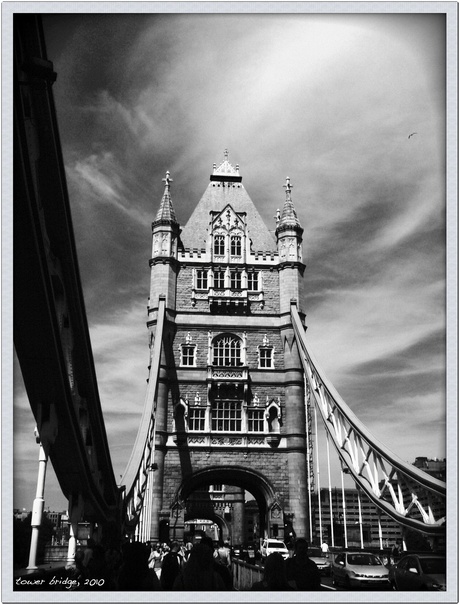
left=291, top=302, right=446, bottom=536
left=121, top=295, right=166, bottom=528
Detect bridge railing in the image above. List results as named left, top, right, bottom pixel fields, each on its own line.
left=231, top=559, right=263, bottom=590
left=291, top=302, right=446, bottom=536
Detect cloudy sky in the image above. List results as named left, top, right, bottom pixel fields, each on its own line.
left=13, top=10, right=449, bottom=511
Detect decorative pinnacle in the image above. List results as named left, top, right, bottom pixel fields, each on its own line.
left=211, top=149, right=242, bottom=180
left=162, top=170, right=173, bottom=188
left=283, top=176, right=293, bottom=196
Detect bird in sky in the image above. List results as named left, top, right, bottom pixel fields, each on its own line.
left=408, top=132, right=417, bottom=139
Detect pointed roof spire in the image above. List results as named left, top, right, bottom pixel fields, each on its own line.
left=154, top=170, right=178, bottom=224
left=277, top=176, right=301, bottom=229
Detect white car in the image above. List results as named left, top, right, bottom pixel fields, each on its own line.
left=331, top=551, right=389, bottom=588
left=260, top=539, right=289, bottom=560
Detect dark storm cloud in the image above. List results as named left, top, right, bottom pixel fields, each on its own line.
left=13, top=12, right=447, bottom=509
left=349, top=330, right=445, bottom=378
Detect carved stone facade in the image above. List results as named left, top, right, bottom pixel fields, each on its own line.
left=147, top=153, right=308, bottom=543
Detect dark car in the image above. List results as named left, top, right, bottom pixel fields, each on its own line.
left=231, top=543, right=249, bottom=561
left=389, top=554, right=446, bottom=591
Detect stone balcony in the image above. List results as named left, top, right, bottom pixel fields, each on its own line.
left=191, top=288, right=264, bottom=309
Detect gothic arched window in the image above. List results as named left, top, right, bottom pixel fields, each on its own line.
left=214, top=235, right=225, bottom=255
left=230, top=235, right=242, bottom=256
left=212, top=335, right=242, bottom=367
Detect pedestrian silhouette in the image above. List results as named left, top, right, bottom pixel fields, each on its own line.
left=173, top=542, right=225, bottom=590
left=117, top=542, right=160, bottom=590
left=286, top=538, right=321, bottom=590
left=160, top=541, right=183, bottom=590
left=201, top=536, right=233, bottom=589
left=251, top=552, right=293, bottom=590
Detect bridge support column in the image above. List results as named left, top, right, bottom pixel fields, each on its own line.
left=282, top=321, right=309, bottom=539
left=148, top=354, right=169, bottom=542
left=149, top=449, right=165, bottom=542
left=230, top=490, right=245, bottom=545
left=66, top=494, right=84, bottom=567
left=27, top=407, right=58, bottom=570
left=27, top=435, right=48, bottom=570
left=169, top=500, right=185, bottom=543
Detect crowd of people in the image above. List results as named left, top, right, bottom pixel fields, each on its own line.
left=64, top=536, right=321, bottom=591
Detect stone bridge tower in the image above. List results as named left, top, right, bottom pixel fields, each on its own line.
left=148, top=152, right=308, bottom=544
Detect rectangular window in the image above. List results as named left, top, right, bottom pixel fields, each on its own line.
left=211, top=401, right=242, bottom=432
left=196, top=270, right=208, bottom=290
left=210, top=485, right=223, bottom=492
left=188, top=408, right=206, bottom=431
left=248, top=409, right=265, bottom=432
left=214, top=270, right=225, bottom=289
left=181, top=345, right=196, bottom=366
left=247, top=272, right=259, bottom=291
left=230, top=270, right=242, bottom=289
left=259, top=347, right=273, bottom=368
left=214, top=235, right=225, bottom=255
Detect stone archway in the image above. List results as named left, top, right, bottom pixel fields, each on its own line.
left=172, top=466, right=281, bottom=544
left=184, top=511, right=230, bottom=543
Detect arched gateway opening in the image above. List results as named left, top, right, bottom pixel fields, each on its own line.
left=166, top=466, right=282, bottom=545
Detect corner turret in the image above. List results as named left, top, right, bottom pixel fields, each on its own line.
left=149, top=171, right=180, bottom=313
left=275, top=177, right=305, bottom=313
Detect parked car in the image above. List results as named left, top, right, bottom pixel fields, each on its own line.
left=389, top=554, right=446, bottom=591
left=331, top=551, right=389, bottom=588
left=308, top=547, right=331, bottom=575
left=260, top=538, right=290, bottom=561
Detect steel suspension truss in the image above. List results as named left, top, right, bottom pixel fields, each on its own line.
left=120, top=295, right=166, bottom=536
left=291, top=302, right=446, bottom=536
left=305, top=379, right=315, bottom=492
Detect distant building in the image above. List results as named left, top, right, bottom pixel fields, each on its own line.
left=45, top=510, right=66, bottom=529
left=312, top=457, right=446, bottom=549
left=413, top=457, right=446, bottom=481
left=312, top=488, right=402, bottom=549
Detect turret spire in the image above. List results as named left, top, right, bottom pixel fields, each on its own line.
left=154, top=170, right=178, bottom=224
left=278, top=176, right=301, bottom=228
